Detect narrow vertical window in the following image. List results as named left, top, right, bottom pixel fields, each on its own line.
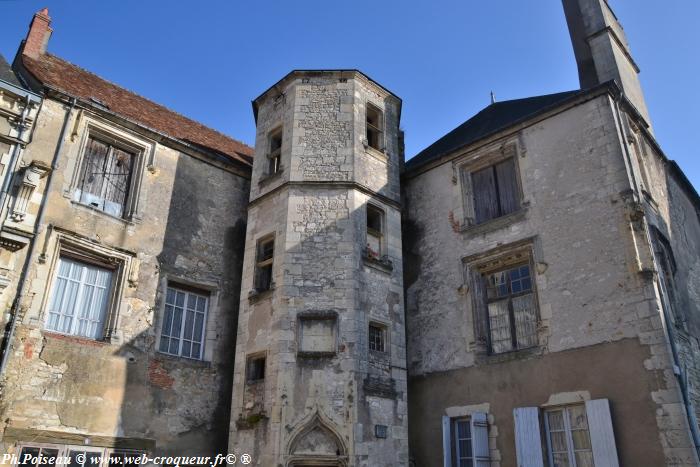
left=545, top=405, right=594, bottom=467
left=368, top=323, right=386, bottom=352
left=268, top=128, right=282, bottom=175
left=159, top=286, right=208, bottom=360
left=45, top=257, right=113, bottom=340
left=76, top=136, right=134, bottom=218
left=485, top=263, right=537, bottom=354
left=453, top=419, right=473, bottom=467
left=366, top=205, right=384, bottom=259
left=246, top=355, right=266, bottom=382
left=366, top=104, right=384, bottom=151
left=471, top=157, right=519, bottom=224
left=255, top=236, right=275, bottom=292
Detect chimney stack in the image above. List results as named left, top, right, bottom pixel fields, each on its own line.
left=23, top=8, right=52, bottom=59
left=562, top=0, right=652, bottom=128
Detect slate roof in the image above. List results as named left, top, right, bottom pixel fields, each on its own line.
left=406, top=90, right=584, bottom=171
left=18, top=53, right=253, bottom=167
left=0, top=54, right=21, bottom=86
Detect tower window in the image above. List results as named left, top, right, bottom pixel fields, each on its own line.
left=366, top=204, right=384, bottom=259
left=254, top=236, right=274, bottom=292
left=246, top=355, right=266, bottom=382
left=369, top=323, right=386, bottom=352
left=268, top=128, right=282, bottom=175
left=470, top=157, right=520, bottom=224
left=366, top=104, right=384, bottom=151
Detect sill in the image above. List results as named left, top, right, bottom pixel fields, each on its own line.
left=297, top=350, right=337, bottom=359
left=362, top=254, right=393, bottom=274
left=42, top=330, right=111, bottom=347
left=248, top=287, right=274, bottom=304
left=364, top=146, right=389, bottom=163
left=70, top=200, right=136, bottom=225
left=460, top=207, right=528, bottom=236
left=475, top=345, right=543, bottom=365
left=258, top=168, right=284, bottom=186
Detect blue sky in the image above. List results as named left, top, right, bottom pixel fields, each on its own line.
left=1, top=1, right=698, bottom=189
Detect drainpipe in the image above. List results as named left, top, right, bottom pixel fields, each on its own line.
left=0, top=95, right=34, bottom=217
left=0, top=97, right=76, bottom=376
left=612, top=96, right=700, bottom=460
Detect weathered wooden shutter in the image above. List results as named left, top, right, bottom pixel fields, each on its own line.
left=471, top=165, right=499, bottom=223
left=514, top=407, right=545, bottom=467
left=585, top=399, right=620, bottom=467
left=495, top=158, right=520, bottom=215
left=469, top=268, right=489, bottom=351
left=442, top=415, right=452, bottom=467
left=471, top=412, right=490, bottom=467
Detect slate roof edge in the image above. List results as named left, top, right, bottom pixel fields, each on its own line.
left=403, top=81, right=619, bottom=177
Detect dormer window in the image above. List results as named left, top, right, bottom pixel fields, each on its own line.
left=268, top=128, right=282, bottom=175
left=366, top=104, right=384, bottom=151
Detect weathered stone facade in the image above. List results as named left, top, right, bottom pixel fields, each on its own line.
left=229, top=71, right=408, bottom=466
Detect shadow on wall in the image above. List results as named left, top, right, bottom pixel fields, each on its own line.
left=114, top=151, right=247, bottom=455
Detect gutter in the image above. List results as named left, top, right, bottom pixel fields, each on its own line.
left=0, top=97, right=76, bottom=376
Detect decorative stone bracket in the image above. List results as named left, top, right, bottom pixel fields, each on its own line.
left=10, top=160, right=50, bottom=222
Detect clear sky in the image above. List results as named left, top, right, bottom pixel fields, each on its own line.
left=1, top=1, right=698, bottom=189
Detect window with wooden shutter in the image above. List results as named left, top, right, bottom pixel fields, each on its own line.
left=443, top=413, right=491, bottom=467
left=471, top=157, right=520, bottom=224
left=75, top=136, right=135, bottom=218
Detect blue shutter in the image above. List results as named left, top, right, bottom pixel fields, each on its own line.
left=514, top=407, right=545, bottom=467
left=442, top=415, right=452, bottom=467
left=471, top=411, right=490, bottom=467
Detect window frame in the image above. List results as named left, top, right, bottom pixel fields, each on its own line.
left=44, top=255, right=115, bottom=341
left=469, top=157, right=521, bottom=225
left=368, top=322, right=387, bottom=353
left=157, top=284, right=210, bottom=361
left=366, top=204, right=385, bottom=259
left=267, top=126, right=283, bottom=176
left=543, top=404, right=595, bottom=467
left=452, top=417, right=474, bottom=467
left=254, top=234, right=275, bottom=292
left=365, top=103, right=385, bottom=152
left=69, top=121, right=150, bottom=222
left=13, top=442, right=144, bottom=467
left=245, top=354, right=266, bottom=384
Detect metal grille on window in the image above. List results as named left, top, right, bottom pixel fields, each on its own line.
left=454, top=419, right=473, bottom=467
left=545, top=405, right=594, bottom=467
left=159, top=286, right=208, bottom=359
left=369, top=324, right=385, bottom=352
left=75, top=137, right=134, bottom=218
left=46, top=257, right=113, bottom=340
left=485, top=263, right=537, bottom=354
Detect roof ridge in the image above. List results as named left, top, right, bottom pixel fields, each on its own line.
left=41, top=53, right=252, bottom=155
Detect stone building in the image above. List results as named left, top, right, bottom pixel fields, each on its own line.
left=0, top=0, right=698, bottom=467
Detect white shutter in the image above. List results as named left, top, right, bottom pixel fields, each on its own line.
left=471, top=411, right=490, bottom=467
left=586, top=399, right=620, bottom=467
left=514, top=407, right=545, bottom=467
left=442, top=415, right=452, bottom=467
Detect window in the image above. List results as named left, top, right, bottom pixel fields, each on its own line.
left=298, top=315, right=336, bottom=355
left=368, top=323, right=386, bottom=352
left=442, top=412, right=490, bottom=467
left=544, top=405, right=594, bottom=467
left=16, top=444, right=144, bottom=467
left=471, top=157, right=519, bottom=224
left=75, top=136, right=135, bottom=218
left=485, top=263, right=537, bottom=354
left=267, top=128, right=282, bottom=175
left=45, top=257, right=113, bottom=340
left=246, top=355, right=265, bottom=382
left=67, top=450, right=102, bottom=467
left=18, top=446, right=59, bottom=466
left=158, top=286, right=208, bottom=360
left=366, top=104, right=384, bottom=151
left=254, top=236, right=274, bottom=292
left=366, top=205, right=384, bottom=259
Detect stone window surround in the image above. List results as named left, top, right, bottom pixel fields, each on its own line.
left=296, top=310, right=338, bottom=358
left=249, top=232, right=276, bottom=303
left=462, top=237, right=545, bottom=360
left=368, top=319, right=390, bottom=355
left=63, top=115, right=154, bottom=223
left=12, top=441, right=145, bottom=467
left=453, top=140, right=528, bottom=234
left=38, top=230, right=135, bottom=345
left=362, top=100, right=388, bottom=162
left=245, top=351, right=267, bottom=384
left=154, top=274, right=220, bottom=363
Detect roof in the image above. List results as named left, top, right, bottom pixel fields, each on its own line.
left=19, top=53, right=253, bottom=167
left=0, top=54, right=21, bottom=86
left=406, top=90, right=584, bottom=171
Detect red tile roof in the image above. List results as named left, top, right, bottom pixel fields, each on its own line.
left=20, top=53, right=253, bottom=167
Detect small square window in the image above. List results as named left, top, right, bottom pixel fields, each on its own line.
left=470, top=157, right=520, bottom=224
left=366, top=104, right=384, bottom=151
left=366, top=205, right=385, bottom=259
left=267, top=128, right=282, bottom=175
left=369, top=323, right=386, bottom=353
left=246, top=355, right=266, bottom=382
left=255, top=236, right=274, bottom=292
